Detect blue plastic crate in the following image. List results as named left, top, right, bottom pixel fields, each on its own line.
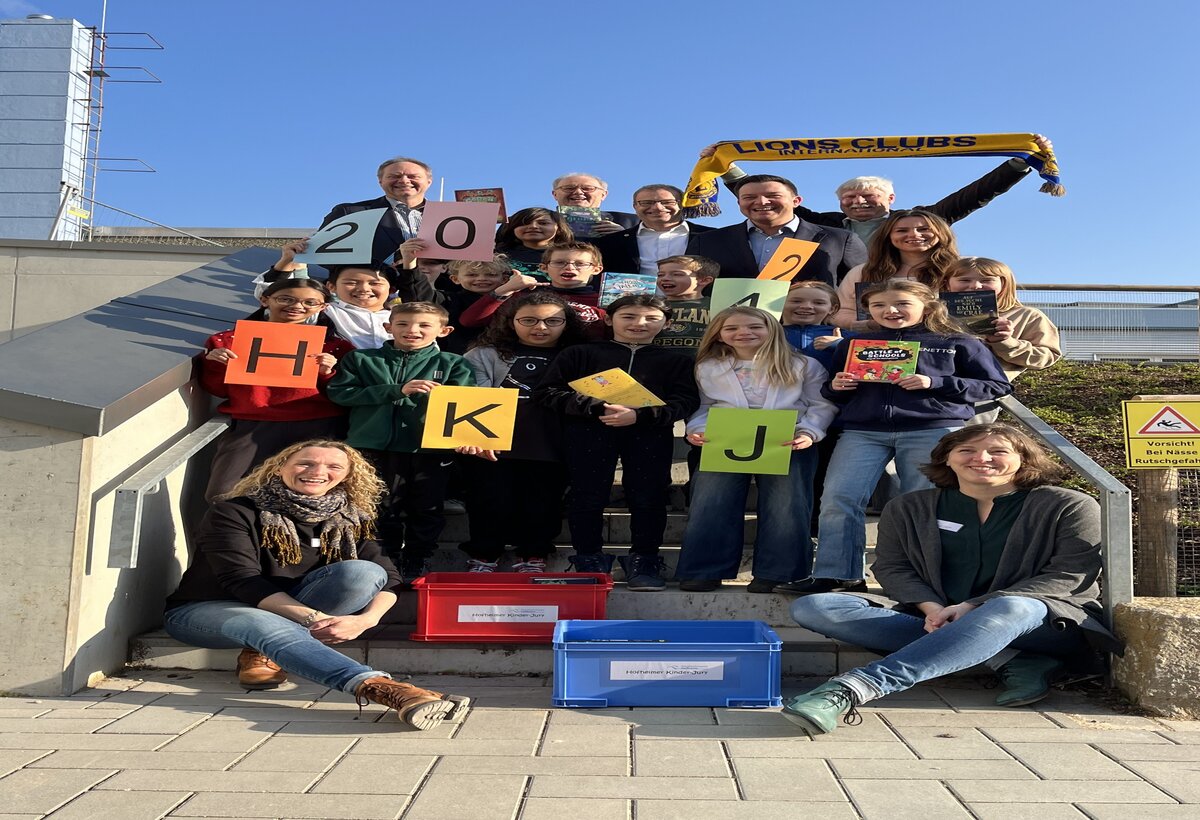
left=552, top=620, right=782, bottom=708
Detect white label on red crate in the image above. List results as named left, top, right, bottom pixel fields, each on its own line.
left=456, top=605, right=559, bottom=623
left=609, top=661, right=725, bottom=681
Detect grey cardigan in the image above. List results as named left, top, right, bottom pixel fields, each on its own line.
left=868, top=486, right=1120, bottom=652
left=463, top=346, right=513, bottom=388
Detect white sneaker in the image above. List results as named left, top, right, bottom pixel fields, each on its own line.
left=466, top=559, right=498, bottom=572
left=511, top=558, right=547, bottom=573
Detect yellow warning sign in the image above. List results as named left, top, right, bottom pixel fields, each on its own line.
left=1123, top=400, right=1200, bottom=469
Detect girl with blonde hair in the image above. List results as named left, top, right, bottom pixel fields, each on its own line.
left=677, top=307, right=836, bottom=592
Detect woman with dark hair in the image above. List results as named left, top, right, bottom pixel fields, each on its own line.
left=456, top=292, right=586, bottom=571
left=494, top=207, right=574, bottom=275
left=165, top=439, right=468, bottom=729
left=200, top=277, right=353, bottom=501
left=784, top=423, right=1119, bottom=735
left=831, top=209, right=959, bottom=329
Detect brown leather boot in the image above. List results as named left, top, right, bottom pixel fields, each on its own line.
left=354, top=677, right=470, bottom=730
left=236, top=649, right=287, bottom=689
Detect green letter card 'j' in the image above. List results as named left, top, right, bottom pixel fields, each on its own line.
left=698, top=407, right=799, bottom=475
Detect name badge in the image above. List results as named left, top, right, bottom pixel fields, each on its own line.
left=311, top=537, right=321, bottom=549
left=937, top=519, right=964, bottom=533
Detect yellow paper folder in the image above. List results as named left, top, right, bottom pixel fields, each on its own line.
left=568, top=368, right=665, bottom=408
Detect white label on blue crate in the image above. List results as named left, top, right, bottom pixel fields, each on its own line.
left=457, top=605, right=559, bottom=623
left=609, top=661, right=725, bottom=681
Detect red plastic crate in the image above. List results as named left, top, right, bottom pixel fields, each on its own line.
left=409, top=572, right=613, bottom=643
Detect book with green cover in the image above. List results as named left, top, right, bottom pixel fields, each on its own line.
left=558, top=206, right=603, bottom=238
left=940, top=290, right=999, bottom=335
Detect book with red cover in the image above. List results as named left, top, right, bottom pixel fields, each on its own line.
left=844, top=339, right=921, bottom=382
left=454, top=188, right=507, bottom=223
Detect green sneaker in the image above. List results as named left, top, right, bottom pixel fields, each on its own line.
left=780, top=681, right=862, bottom=735
left=994, top=653, right=1064, bottom=707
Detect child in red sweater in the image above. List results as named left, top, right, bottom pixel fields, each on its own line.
left=200, top=278, right=354, bottom=501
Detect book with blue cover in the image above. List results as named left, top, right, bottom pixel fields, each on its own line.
left=599, top=271, right=658, bottom=307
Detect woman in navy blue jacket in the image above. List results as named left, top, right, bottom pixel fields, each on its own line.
left=786, top=280, right=1010, bottom=594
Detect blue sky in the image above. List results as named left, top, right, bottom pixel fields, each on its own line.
left=6, top=0, right=1196, bottom=285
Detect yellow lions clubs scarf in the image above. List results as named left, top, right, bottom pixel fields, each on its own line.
left=681, top=132, right=1063, bottom=217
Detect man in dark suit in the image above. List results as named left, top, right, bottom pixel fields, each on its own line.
left=592, top=184, right=714, bottom=274
left=690, top=174, right=866, bottom=286
left=320, top=156, right=433, bottom=264
left=551, top=173, right=639, bottom=236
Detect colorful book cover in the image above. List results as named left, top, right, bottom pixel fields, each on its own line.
left=844, top=339, right=921, bottom=382
left=940, top=290, right=999, bottom=335
left=558, top=206, right=603, bottom=238
left=454, top=187, right=507, bottom=223
left=599, top=271, right=658, bottom=307
left=568, top=367, right=665, bottom=408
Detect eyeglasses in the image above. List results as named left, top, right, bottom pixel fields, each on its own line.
left=545, top=261, right=596, bottom=269
left=270, top=296, right=325, bottom=308
left=555, top=185, right=602, bottom=193
left=635, top=199, right=678, bottom=208
left=515, top=316, right=567, bottom=327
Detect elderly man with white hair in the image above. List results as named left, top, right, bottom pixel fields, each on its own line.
left=550, top=172, right=639, bottom=236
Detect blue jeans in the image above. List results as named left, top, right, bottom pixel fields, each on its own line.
left=677, top=448, right=817, bottom=582
left=791, top=593, right=1086, bottom=700
left=165, top=560, right=391, bottom=693
left=813, top=427, right=958, bottom=580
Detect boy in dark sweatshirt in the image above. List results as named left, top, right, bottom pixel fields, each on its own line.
left=535, top=294, right=699, bottom=591
left=327, top=301, right=475, bottom=580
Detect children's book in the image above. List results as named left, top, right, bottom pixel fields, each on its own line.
left=454, top=188, right=507, bottom=223
left=844, top=339, right=921, bottom=382
left=558, top=206, right=603, bottom=238
left=940, top=290, right=999, bottom=335
left=599, top=272, right=658, bottom=307
left=568, top=368, right=665, bottom=408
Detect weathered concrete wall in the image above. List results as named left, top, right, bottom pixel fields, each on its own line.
left=0, top=239, right=227, bottom=343
left=1112, top=598, right=1200, bottom=719
left=0, top=419, right=88, bottom=693
left=0, top=385, right=209, bottom=694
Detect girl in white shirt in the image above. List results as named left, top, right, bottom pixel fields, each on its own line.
left=677, top=307, right=836, bottom=592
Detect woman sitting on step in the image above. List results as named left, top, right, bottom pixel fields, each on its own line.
left=784, top=423, right=1120, bottom=735
left=164, top=439, right=467, bottom=730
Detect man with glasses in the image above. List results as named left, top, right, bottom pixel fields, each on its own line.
left=551, top=173, right=638, bottom=236
left=594, top=184, right=715, bottom=276
left=321, top=157, right=434, bottom=265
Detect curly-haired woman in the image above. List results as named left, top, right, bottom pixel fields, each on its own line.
left=165, top=439, right=467, bottom=729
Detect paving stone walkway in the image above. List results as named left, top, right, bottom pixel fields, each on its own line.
left=0, top=671, right=1197, bottom=819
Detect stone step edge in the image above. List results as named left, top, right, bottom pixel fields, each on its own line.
left=129, top=629, right=868, bottom=679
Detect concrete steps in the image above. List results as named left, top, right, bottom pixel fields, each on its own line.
left=132, top=587, right=876, bottom=679
left=131, top=491, right=882, bottom=678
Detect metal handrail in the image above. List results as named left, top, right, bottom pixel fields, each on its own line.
left=108, top=418, right=229, bottom=569
left=998, top=395, right=1134, bottom=619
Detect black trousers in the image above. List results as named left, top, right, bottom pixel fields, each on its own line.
left=563, top=423, right=673, bottom=557
left=458, top=455, right=567, bottom=561
left=362, top=449, right=451, bottom=564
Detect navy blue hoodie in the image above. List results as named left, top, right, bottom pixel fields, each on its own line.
left=822, top=325, right=1010, bottom=431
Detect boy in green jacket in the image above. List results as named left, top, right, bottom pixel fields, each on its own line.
left=327, top=301, right=474, bottom=581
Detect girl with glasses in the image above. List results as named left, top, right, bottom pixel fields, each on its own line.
left=200, top=278, right=354, bottom=501
left=456, top=292, right=587, bottom=571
